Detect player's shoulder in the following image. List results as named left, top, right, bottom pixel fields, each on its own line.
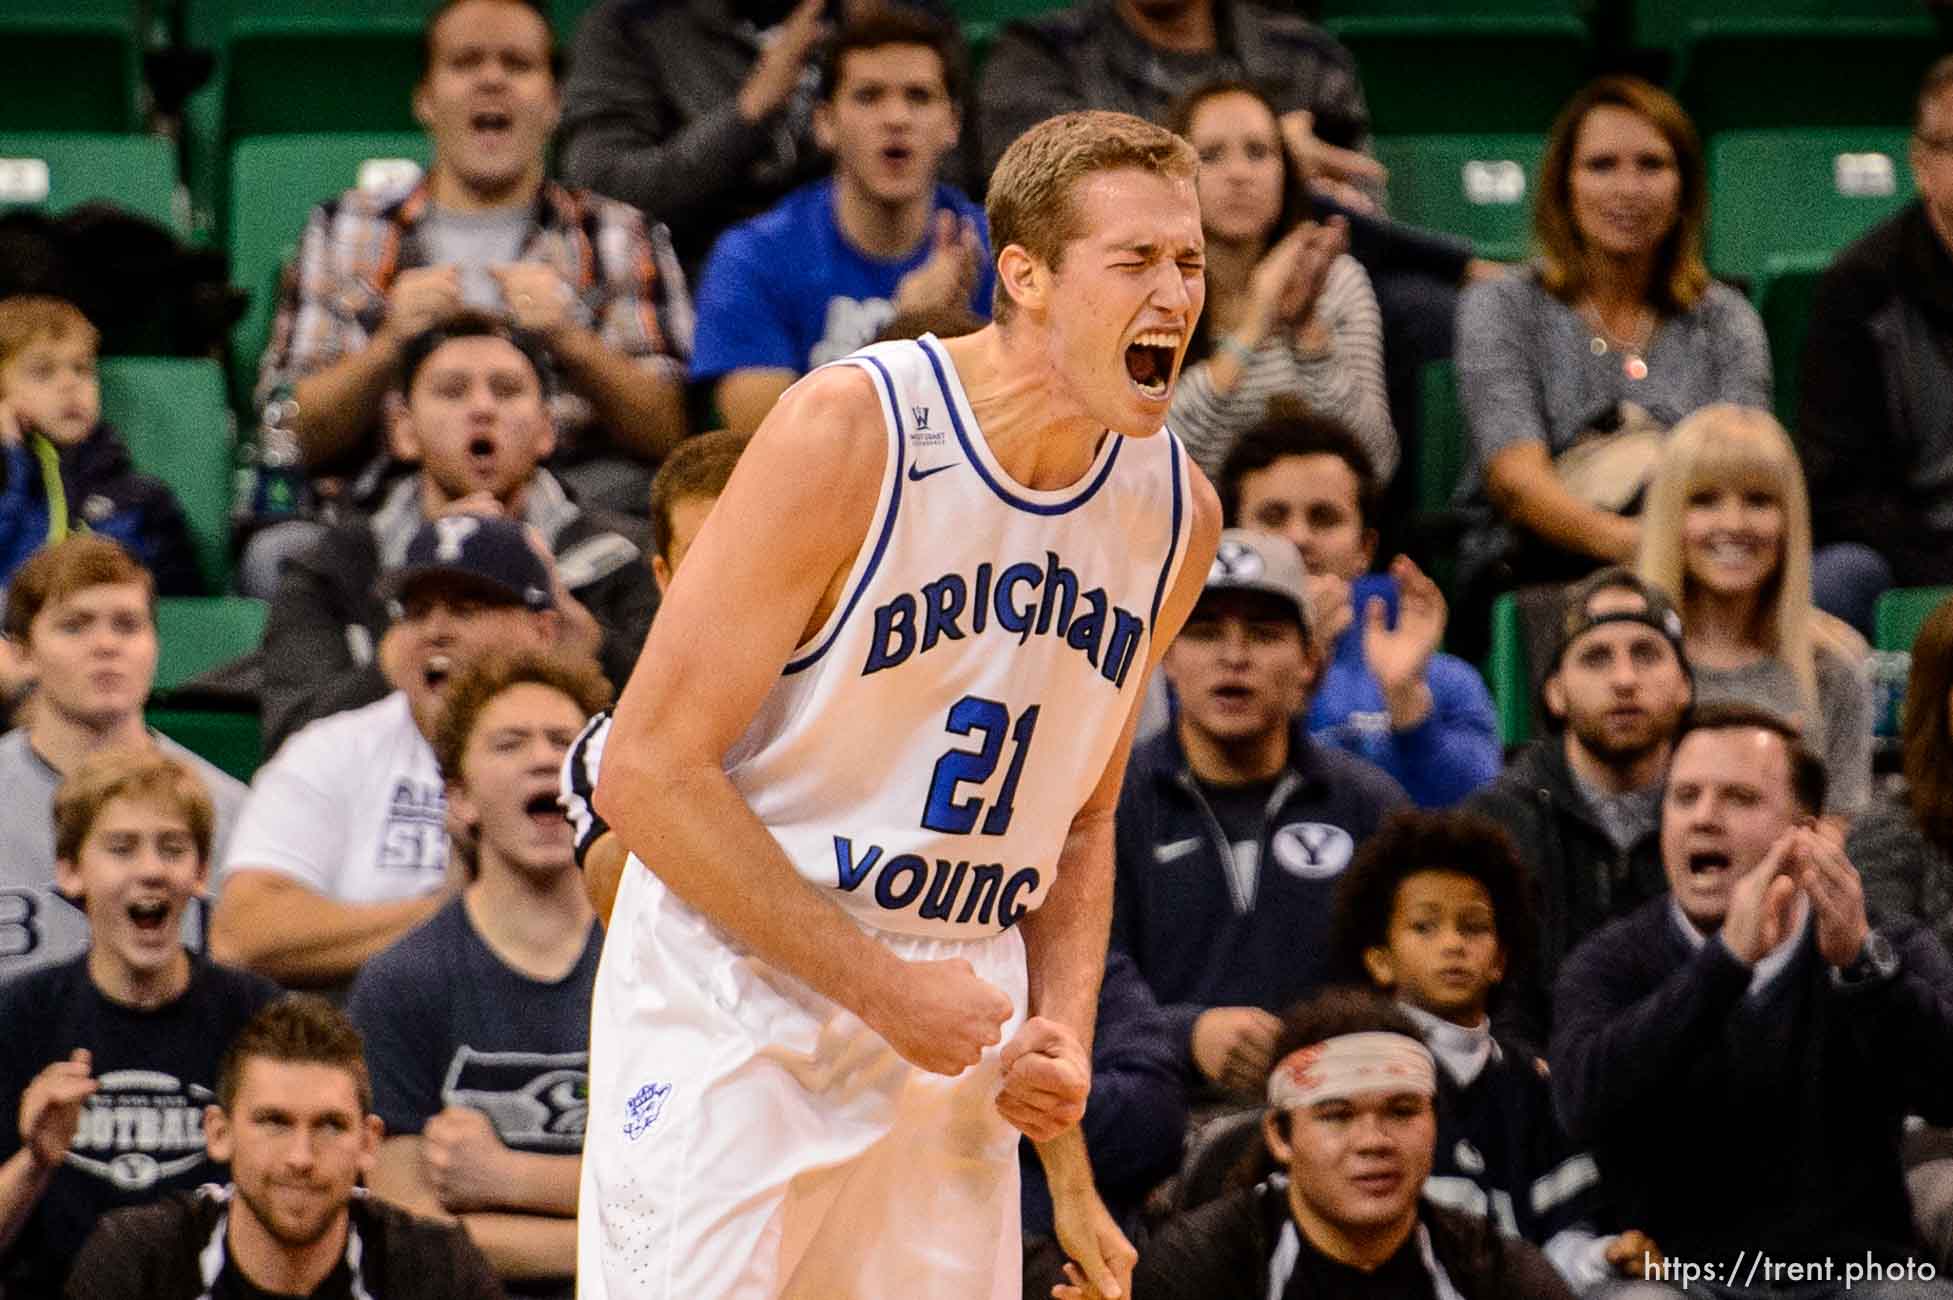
left=748, top=359, right=893, bottom=473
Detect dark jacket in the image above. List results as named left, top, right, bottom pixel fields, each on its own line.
left=1799, top=200, right=1953, bottom=585
left=259, top=476, right=657, bottom=754
left=975, top=0, right=1472, bottom=282
left=1113, top=718, right=1407, bottom=1072
left=1133, top=1179, right=1575, bottom=1299
left=1550, top=897, right=1953, bottom=1270
left=1464, top=740, right=1666, bottom=1050
left=65, top=1187, right=504, bottom=1299
left=1020, top=950, right=1188, bottom=1238
left=0, top=424, right=201, bottom=596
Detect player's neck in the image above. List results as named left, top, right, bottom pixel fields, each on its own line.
left=1177, top=717, right=1289, bottom=785
left=464, top=860, right=593, bottom=982
left=31, top=705, right=150, bottom=777
left=938, top=328, right=1109, bottom=491
left=831, top=175, right=935, bottom=260
left=228, top=1200, right=350, bottom=1296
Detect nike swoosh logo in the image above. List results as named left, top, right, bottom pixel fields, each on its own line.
left=907, top=461, right=957, bottom=482
left=1154, top=838, right=1201, bottom=863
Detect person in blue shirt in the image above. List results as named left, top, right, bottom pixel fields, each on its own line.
left=1218, top=401, right=1500, bottom=806
left=689, top=9, right=996, bottom=434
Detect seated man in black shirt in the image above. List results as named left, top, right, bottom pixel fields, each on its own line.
left=65, top=996, right=504, bottom=1299
left=1126, top=987, right=1571, bottom=1300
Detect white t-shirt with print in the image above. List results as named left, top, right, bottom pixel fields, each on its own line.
left=220, top=691, right=447, bottom=902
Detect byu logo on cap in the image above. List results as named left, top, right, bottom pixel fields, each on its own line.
left=433, top=515, right=482, bottom=563
left=1210, top=538, right=1264, bottom=583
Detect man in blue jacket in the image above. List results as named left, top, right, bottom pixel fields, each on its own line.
left=1113, top=527, right=1406, bottom=1097
left=1218, top=405, right=1499, bottom=807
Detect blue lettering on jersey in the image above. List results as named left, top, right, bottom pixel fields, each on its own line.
left=862, top=550, right=1145, bottom=687
left=832, top=836, right=1041, bottom=928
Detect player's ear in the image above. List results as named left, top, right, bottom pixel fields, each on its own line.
left=996, top=244, right=1047, bottom=317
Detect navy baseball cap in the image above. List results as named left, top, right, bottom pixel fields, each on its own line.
left=385, top=515, right=555, bottom=613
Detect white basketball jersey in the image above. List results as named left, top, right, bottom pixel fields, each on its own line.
left=724, top=334, right=1195, bottom=941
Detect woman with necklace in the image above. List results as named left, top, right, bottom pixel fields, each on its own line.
left=1451, top=77, right=1768, bottom=662
left=1164, top=81, right=1395, bottom=484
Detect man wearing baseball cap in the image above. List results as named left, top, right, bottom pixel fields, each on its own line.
left=1114, top=529, right=1408, bottom=1099
left=1466, top=566, right=1694, bottom=1048
left=211, top=515, right=569, bottom=994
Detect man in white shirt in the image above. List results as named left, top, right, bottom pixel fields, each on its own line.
left=210, top=515, right=564, bottom=992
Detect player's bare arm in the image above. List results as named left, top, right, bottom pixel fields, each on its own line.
left=594, top=366, right=1013, bottom=1076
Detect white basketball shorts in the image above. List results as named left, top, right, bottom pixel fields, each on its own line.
left=578, top=858, right=1029, bottom=1299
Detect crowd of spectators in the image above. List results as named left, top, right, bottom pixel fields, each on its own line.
left=4, top=0, right=1953, bottom=1294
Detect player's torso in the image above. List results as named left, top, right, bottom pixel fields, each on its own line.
left=726, top=335, right=1193, bottom=941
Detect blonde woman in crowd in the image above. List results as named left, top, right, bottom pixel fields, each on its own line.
left=1637, top=403, right=1871, bottom=817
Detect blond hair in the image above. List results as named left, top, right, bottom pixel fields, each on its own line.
left=986, top=110, right=1197, bottom=322
left=1636, top=404, right=1826, bottom=725
left=0, top=295, right=98, bottom=373
left=53, top=747, right=216, bottom=866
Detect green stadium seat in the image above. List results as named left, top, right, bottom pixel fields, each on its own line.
left=147, top=708, right=264, bottom=782
left=1416, top=359, right=1466, bottom=516
left=1326, top=15, right=1590, bottom=136
left=1485, top=590, right=1530, bottom=748
left=0, top=134, right=180, bottom=233
left=152, top=597, right=268, bottom=694
left=1753, top=252, right=1829, bottom=428
left=1875, top=587, right=1953, bottom=654
left=1677, top=18, right=1946, bottom=137
left=228, top=132, right=431, bottom=401
left=1707, top=128, right=1913, bottom=286
left=0, top=1, right=142, bottom=133
left=183, top=0, right=426, bottom=238
left=98, top=359, right=237, bottom=593
left=1373, top=134, right=1544, bottom=264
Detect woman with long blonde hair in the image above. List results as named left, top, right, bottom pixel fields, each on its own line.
left=1637, top=403, right=1872, bottom=815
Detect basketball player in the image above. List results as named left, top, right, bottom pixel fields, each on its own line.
left=582, top=109, right=1222, bottom=1299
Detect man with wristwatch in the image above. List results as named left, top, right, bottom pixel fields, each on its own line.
left=1550, top=701, right=1953, bottom=1300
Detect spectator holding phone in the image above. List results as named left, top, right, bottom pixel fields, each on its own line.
left=1217, top=403, right=1499, bottom=807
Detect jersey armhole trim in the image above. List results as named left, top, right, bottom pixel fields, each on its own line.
left=1148, top=429, right=1190, bottom=626
left=782, top=355, right=906, bottom=674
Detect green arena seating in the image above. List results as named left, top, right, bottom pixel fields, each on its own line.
left=1876, top=587, right=1953, bottom=655
left=1416, top=359, right=1466, bottom=517
left=1326, top=15, right=1591, bottom=136
left=1753, top=252, right=1829, bottom=429
left=227, top=132, right=431, bottom=402
left=1676, top=17, right=1945, bottom=137
left=1707, top=128, right=1913, bottom=286
left=0, top=133, right=180, bottom=232
left=149, top=595, right=271, bottom=782
left=1485, top=590, right=1530, bottom=748
left=0, top=1, right=143, bottom=133
left=153, top=597, right=268, bottom=695
left=1373, top=134, right=1545, bottom=264
left=98, top=358, right=237, bottom=594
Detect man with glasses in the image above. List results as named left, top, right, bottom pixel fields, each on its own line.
left=1799, top=56, right=1953, bottom=636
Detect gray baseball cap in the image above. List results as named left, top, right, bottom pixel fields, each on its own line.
left=1199, top=529, right=1313, bottom=641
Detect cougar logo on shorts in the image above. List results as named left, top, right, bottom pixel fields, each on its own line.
left=623, top=1082, right=672, bottom=1141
